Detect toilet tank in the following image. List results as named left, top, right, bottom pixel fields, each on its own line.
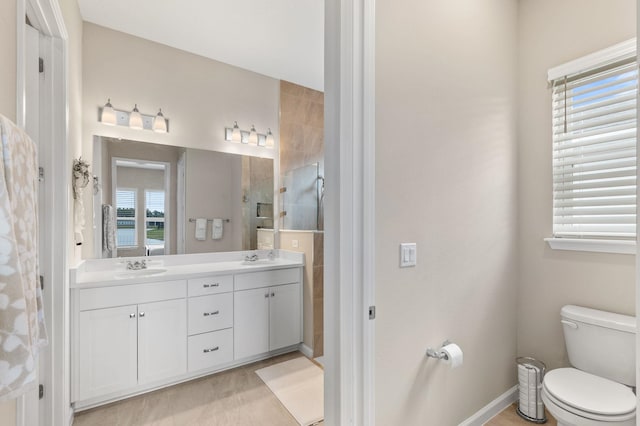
left=561, top=305, right=636, bottom=386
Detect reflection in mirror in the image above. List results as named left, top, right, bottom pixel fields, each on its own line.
left=93, top=137, right=273, bottom=258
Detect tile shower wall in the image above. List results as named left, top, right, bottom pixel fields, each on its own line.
left=242, top=156, right=275, bottom=250
left=279, top=81, right=324, bottom=230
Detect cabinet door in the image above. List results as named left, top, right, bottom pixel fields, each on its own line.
left=269, top=283, right=301, bottom=351
left=234, top=287, right=269, bottom=360
left=137, top=299, right=187, bottom=384
left=78, top=305, right=138, bottom=400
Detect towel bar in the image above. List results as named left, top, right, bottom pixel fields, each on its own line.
left=188, top=218, right=230, bottom=223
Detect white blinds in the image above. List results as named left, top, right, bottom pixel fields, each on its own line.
left=551, top=55, right=638, bottom=239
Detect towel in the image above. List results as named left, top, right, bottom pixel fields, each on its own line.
left=102, top=204, right=116, bottom=256
left=212, top=218, right=223, bottom=240
left=195, top=218, right=207, bottom=241
left=0, top=114, right=47, bottom=401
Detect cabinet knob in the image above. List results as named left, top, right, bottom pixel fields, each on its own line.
left=203, top=310, right=220, bottom=317
left=129, top=313, right=136, bottom=318
left=271, top=292, right=275, bottom=297
left=139, top=312, right=145, bottom=317
left=203, top=346, right=219, bottom=353
left=203, top=283, right=220, bottom=288
left=265, top=293, right=269, bottom=298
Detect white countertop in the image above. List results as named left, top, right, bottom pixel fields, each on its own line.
left=71, top=250, right=304, bottom=289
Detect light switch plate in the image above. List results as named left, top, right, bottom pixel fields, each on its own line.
left=292, top=239, right=299, bottom=248
left=399, top=243, right=417, bottom=268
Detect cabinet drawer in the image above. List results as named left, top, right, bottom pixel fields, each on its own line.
left=188, top=293, right=233, bottom=335
left=234, top=268, right=300, bottom=291
left=188, top=328, right=233, bottom=372
left=79, top=280, right=186, bottom=311
left=188, top=275, right=233, bottom=297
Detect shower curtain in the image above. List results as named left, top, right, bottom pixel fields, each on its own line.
left=0, top=114, right=47, bottom=401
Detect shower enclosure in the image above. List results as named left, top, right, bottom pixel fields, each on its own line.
left=281, top=162, right=324, bottom=231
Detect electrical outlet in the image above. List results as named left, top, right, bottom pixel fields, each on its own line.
left=292, top=239, right=299, bottom=248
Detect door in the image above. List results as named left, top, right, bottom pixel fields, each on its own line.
left=269, top=283, right=302, bottom=351
left=234, top=287, right=270, bottom=359
left=137, top=299, right=187, bottom=384
left=78, top=305, right=138, bottom=400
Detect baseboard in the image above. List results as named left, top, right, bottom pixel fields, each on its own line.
left=298, top=343, right=314, bottom=359
left=458, top=385, right=518, bottom=426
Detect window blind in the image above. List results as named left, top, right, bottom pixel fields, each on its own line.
left=551, top=55, right=637, bottom=240
left=116, top=189, right=137, bottom=247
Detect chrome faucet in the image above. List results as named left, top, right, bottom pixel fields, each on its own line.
left=267, top=250, right=275, bottom=260
left=244, top=253, right=259, bottom=262
left=126, top=259, right=147, bottom=270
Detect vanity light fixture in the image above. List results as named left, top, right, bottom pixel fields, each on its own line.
left=265, top=128, right=275, bottom=148
left=224, top=123, right=274, bottom=148
left=100, top=99, right=117, bottom=126
left=98, top=101, right=170, bottom=132
left=153, top=109, right=167, bottom=133
left=129, top=104, right=144, bottom=130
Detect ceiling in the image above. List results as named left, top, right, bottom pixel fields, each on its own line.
left=77, top=0, right=324, bottom=91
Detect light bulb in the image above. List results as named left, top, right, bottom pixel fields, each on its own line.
left=129, top=104, right=143, bottom=130
left=101, top=99, right=116, bottom=125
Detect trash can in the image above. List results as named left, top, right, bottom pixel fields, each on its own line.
left=516, top=357, right=547, bottom=423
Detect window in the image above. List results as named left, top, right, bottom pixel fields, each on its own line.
left=548, top=40, right=637, bottom=250
left=116, top=188, right=137, bottom=247
left=145, top=190, right=165, bottom=247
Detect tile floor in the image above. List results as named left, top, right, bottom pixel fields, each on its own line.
left=486, top=403, right=557, bottom=426
left=73, top=351, right=323, bottom=426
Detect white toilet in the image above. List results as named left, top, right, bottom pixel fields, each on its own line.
left=541, top=305, right=636, bottom=426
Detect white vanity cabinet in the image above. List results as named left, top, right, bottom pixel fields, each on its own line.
left=76, top=281, right=187, bottom=401
left=72, top=260, right=303, bottom=411
left=234, top=269, right=302, bottom=360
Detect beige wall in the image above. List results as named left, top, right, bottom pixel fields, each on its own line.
left=0, top=0, right=16, bottom=121
left=184, top=149, right=243, bottom=253
left=0, top=0, right=17, bottom=420
left=81, top=22, right=280, bottom=257
left=375, top=0, right=518, bottom=424
left=516, top=0, right=636, bottom=370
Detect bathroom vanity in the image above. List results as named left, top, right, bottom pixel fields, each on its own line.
left=70, top=250, right=304, bottom=410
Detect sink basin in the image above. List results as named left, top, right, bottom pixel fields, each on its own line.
left=241, top=259, right=276, bottom=266
left=115, top=268, right=168, bottom=279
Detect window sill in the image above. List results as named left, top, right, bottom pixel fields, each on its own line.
left=544, top=238, right=636, bottom=255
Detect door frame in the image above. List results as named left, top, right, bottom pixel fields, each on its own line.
left=16, top=0, right=69, bottom=425
left=17, top=0, right=377, bottom=425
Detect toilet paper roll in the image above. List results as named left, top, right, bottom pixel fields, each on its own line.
left=442, top=343, right=463, bottom=369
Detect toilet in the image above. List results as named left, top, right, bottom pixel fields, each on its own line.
left=541, top=305, right=636, bottom=426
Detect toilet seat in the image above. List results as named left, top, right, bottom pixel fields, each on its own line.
left=542, top=368, right=635, bottom=422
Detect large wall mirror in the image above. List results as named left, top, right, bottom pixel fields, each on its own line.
left=92, top=137, right=274, bottom=258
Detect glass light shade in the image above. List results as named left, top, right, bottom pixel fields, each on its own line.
left=101, top=99, right=117, bottom=126
left=249, top=125, right=258, bottom=145
left=153, top=109, right=167, bottom=133
left=129, top=104, right=143, bottom=130
left=265, top=128, right=275, bottom=148
left=231, top=121, right=241, bottom=142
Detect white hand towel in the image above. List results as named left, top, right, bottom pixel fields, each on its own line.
left=212, top=218, right=223, bottom=240
left=195, top=218, right=207, bottom=240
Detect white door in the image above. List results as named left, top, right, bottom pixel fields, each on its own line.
left=78, top=305, right=138, bottom=400
left=137, top=299, right=187, bottom=384
left=234, top=287, right=270, bottom=359
left=269, top=283, right=302, bottom=351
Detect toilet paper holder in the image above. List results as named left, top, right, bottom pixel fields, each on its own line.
left=426, top=340, right=453, bottom=360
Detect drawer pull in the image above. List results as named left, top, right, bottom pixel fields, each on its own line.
left=129, top=313, right=136, bottom=318
left=139, top=312, right=145, bottom=318
left=203, top=310, right=220, bottom=317
left=203, top=346, right=220, bottom=353
left=203, top=283, right=220, bottom=288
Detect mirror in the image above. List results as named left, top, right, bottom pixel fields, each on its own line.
left=93, top=137, right=274, bottom=258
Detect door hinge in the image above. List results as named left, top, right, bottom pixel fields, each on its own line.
left=39, top=57, right=44, bottom=73
left=39, top=384, right=44, bottom=399
left=39, top=275, right=44, bottom=291
left=38, top=167, right=44, bottom=182
left=368, top=306, right=376, bottom=320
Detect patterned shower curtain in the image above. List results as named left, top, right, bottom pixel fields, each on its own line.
left=0, top=114, right=47, bottom=401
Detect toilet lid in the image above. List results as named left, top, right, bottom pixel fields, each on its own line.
left=544, top=368, right=636, bottom=416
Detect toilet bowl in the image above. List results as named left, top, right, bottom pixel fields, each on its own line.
left=541, top=368, right=635, bottom=426
left=540, top=306, right=636, bottom=426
